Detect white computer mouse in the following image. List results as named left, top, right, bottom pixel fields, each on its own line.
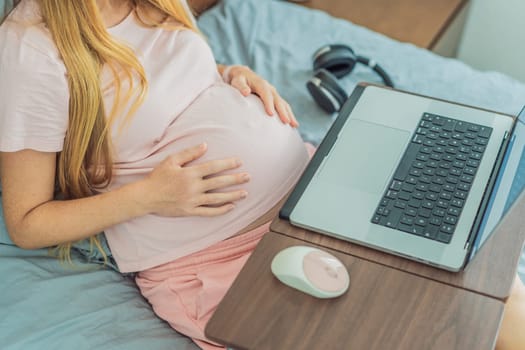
left=271, top=245, right=350, bottom=299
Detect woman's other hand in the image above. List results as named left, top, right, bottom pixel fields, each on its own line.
left=141, top=143, right=250, bottom=217
left=222, top=65, right=299, bottom=128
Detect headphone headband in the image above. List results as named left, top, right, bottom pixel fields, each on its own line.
left=312, top=44, right=354, bottom=61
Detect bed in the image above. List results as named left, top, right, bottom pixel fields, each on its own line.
left=1, top=0, right=525, bottom=348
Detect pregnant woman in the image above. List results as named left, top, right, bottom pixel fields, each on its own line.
left=0, top=1, right=523, bottom=350
left=0, top=0, right=309, bottom=348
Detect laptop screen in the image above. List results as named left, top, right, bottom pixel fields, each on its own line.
left=472, top=106, right=525, bottom=256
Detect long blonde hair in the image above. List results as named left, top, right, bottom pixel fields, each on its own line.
left=8, top=0, right=198, bottom=263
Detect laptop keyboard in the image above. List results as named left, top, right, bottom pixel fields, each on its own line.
left=371, top=113, right=493, bottom=244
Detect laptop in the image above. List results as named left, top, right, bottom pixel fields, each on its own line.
left=281, top=83, right=525, bottom=272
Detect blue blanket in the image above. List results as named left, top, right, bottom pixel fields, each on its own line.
left=1, top=1, right=524, bottom=348
left=0, top=246, right=197, bottom=349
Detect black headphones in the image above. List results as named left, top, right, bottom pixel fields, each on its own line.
left=306, top=44, right=394, bottom=113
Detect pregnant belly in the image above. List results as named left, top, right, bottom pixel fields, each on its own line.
left=173, top=81, right=307, bottom=212
left=104, top=83, right=310, bottom=271
left=111, top=82, right=309, bottom=239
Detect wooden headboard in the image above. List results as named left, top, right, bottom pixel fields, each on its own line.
left=188, top=0, right=220, bottom=15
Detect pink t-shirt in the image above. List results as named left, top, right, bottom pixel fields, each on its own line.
left=0, top=1, right=310, bottom=272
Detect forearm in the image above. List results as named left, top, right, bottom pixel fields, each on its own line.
left=3, top=145, right=249, bottom=249
left=10, top=181, right=148, bottom=250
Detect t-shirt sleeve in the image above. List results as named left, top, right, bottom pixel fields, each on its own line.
left=0, top=26, right=69, bottom=153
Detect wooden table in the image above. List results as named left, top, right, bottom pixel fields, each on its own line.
left=205, top=193, right=525, bottom=349
left=206, top=232, right=503, bottom=350
left=298, top=0, right=469, bottom=55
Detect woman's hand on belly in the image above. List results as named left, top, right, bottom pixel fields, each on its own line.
left=137, top=143, right=250, bottom=217
left=221, top=65, right=299, bottom=128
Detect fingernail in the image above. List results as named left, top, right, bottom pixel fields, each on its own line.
left=241, top=191, right=248, bottom=198
left=243, top=173, right=251, bottom=181
left=236, top=159, right=243, bottom=166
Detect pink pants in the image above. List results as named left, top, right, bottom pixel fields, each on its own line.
left=135, top=222, right=270, bottom=349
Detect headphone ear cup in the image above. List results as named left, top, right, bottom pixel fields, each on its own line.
left=306, top=69, right=348, bottom=113
left=312, top=45, right=357, bottom=79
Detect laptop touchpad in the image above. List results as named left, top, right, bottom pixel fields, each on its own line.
left=318, top=119, right=410, bottom=195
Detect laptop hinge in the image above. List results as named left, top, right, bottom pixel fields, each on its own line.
left=465, top=130, right=512, bottom=253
